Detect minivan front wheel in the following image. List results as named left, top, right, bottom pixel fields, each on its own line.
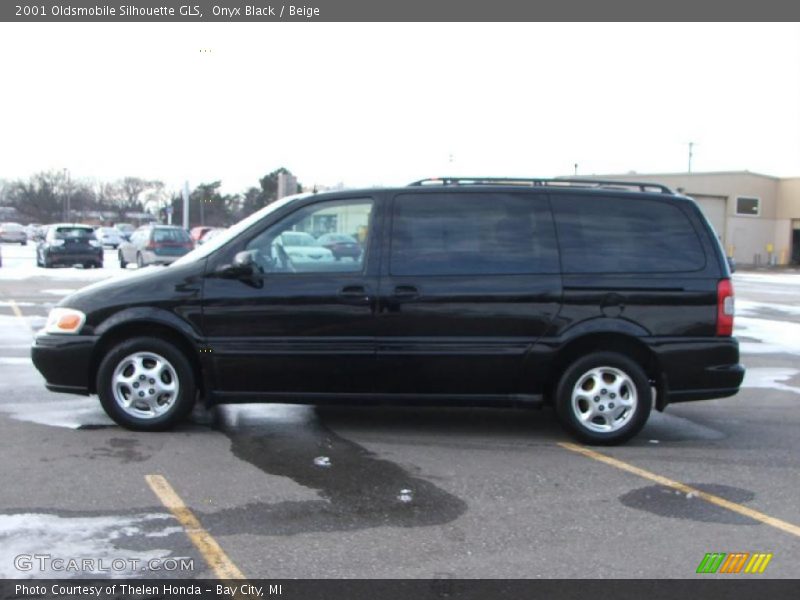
left=555, top=352, right=651, bottom=445
left=97, top=337, right=195, bottom=431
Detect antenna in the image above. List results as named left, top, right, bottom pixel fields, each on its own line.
left=687, top=141, right=695, bottom=173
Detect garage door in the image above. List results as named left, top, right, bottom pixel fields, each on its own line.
left=690, top=194, right=727, bottom=242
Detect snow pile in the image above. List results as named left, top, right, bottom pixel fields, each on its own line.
left=0, top=512, right=183, bottom=578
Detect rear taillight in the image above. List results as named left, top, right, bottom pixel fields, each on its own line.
left=717, top=279, right=734, bottom=336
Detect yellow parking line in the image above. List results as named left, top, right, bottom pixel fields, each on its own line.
left=145, top=474, right=246, bottom=580
left=558, top=442, right=800, bottom=539
left=8, top=299, right=33, bottom=331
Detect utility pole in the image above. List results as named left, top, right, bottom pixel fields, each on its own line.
left=687, top=142, right=694, bottom=173
left=182, top=181, right=190, bottom=230
left=62, top=168, right=71, bottom=222
left=574, top=163, right=579, bottom=176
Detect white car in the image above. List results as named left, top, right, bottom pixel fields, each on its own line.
left=95, top=227, right=124, bottom=248
left=0, top=222, right=27, bottom=245
left=278, top=232, right=334, bottom=264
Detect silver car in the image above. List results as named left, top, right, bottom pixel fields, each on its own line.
left=118, top=225, right=193, bottom=268
left=0, top=222, right=27, bottom=245
left=95, top=227, right=124, bottom=249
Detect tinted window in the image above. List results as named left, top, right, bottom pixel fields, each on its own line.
left=390, top=193, right=558, bottom=276
left=552, top=195, right=705, bottom=273
left=736, top=197, right=760, bottom=216
left=54, top=227, right=95, bottom=239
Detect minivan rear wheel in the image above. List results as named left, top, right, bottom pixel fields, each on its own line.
left=96, top=337, right=195, bottom=431
left=555, top=352, right=651, bottom=445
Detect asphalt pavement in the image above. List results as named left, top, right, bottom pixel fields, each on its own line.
left=1, top=242, right=799, bottom=579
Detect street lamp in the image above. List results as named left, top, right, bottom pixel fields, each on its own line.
left=63, top=168, right=71, bottom=222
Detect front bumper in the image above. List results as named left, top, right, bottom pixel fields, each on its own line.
left=648, top=337, right=745, bottom=409
left=31, top=333, right=97, bottom=395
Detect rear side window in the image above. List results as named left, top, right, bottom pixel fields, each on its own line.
left=552, top=195, right=705, bottom=273
left=390, top=192, right=558, bottom=276
left=153, top=229, right=191, bottom=243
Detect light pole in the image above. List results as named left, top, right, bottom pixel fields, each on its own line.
left=63, top=168, right=71, bottom=222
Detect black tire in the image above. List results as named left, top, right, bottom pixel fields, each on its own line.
left=43, top=255, right=52, bottom=268
left=136, top=252, right=144, bottom=268
left=21, top=240, right=27, bottom=246
left=554, top=352, right=651, bottom=445
left=96, top=337, right=196, bottom=431
left=118, top=251, right=127, bottom=268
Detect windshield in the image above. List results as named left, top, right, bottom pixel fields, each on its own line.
left=172, top=193, right=311, bottom=266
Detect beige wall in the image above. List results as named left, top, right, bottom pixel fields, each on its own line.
left=778, top=178, right=800, bottom=220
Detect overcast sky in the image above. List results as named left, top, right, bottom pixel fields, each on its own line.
left=1, top=22, right=799, bottom=195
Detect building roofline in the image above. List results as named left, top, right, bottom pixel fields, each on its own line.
left=578, top=170, right=786, bottom=181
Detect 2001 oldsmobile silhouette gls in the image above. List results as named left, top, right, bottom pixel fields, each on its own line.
left=31, top=178, right=744, bottom=444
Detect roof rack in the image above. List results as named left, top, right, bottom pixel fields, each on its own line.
left=408, top=177, right=674, bottom=195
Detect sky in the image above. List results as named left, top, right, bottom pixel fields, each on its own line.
left=1, top=22, right=799, bottom=196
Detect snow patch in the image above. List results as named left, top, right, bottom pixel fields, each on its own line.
left=734, top=272, right=800, bottom=287
left=0, top=397, right=114, bottom=429
left=737, top=300, right=800, bottom=317
left=735, top=317, right=800, bottom=355
left=0, top=512, right=181, bottom=578
left=0, top=357, right=31, bottom=365
left=741, top=368, right=800, bottom=395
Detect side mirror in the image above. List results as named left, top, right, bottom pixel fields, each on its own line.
left=216, top=250, right=259, bottom=279
left=233, top=249, right=257, bottom=270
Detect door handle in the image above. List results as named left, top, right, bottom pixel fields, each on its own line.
left=338, top=285, right=370, bottom=303
left=393, top=285, right=419, bottom=299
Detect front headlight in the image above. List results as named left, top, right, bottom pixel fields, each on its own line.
left=45, top=308, right=86, bottom=334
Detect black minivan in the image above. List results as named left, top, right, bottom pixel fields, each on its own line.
left=31, top=178, right=744, bottom=444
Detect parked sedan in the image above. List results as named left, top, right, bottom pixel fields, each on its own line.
left=95, top=227, right=124, bottom=249
left=278, top=231, right=335, bottom=265
left=317, top=232, right=362, bottom=261
left=114, top=223, right=135, bottom=241
left=36, top=224, right=103, bottom=268
left=118, top=225, right=193, bottom=268
left=0, top=222, right=27, bottom=245
left=25, top=223, right=44, bottom=241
